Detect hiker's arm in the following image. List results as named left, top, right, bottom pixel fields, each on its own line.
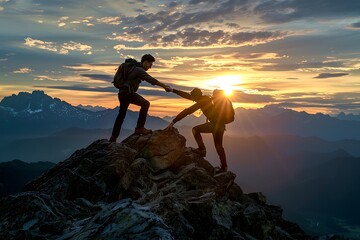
left=137, top=69, right=171, bottom=91
left=172, top=102, right=201, bottom=123
left=138, top=69, right=160, bottom=85
left=156, top=81, right=172, bottom=92
left=172, top=89, right=192, bottom=101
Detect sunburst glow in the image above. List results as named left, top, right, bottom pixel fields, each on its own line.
left=206, top=75, right=242, bottom=96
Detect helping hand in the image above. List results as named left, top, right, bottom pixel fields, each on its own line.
left=164, top=121, right=175, bottom=131
left=164, top=85, right=173, bottom=92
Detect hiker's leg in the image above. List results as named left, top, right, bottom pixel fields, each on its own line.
left=192, top=122, right=213, bottom=150
left=130, top=93, right=150, bottom=128
left=111, top=95, right=130, bottom=140
left=213, top=124, right=227, bottom=169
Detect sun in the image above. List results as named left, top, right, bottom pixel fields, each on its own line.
left=206, top=75, right=242, bottom=96
left=223, top=86, right=233, bottom=96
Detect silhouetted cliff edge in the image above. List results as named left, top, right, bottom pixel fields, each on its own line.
left=0, top=129, right=336, bottom=239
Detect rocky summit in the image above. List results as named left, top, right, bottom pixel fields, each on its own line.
left=0, top=128, right=313, bottom=240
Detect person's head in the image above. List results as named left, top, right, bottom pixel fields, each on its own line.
left=190, top=88, right=202, bottom=101
left=141, top=54, right=155, bottom=71
left=212, top=89, right=224, bottom=101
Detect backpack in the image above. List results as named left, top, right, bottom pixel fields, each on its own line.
left=112, top=58, right=138, bottom=89
left=212, top=92, right=235, bottom=124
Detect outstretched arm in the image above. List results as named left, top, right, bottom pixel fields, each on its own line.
left=172, top=89, right=192, bottom=101
left=175, top=102, right=202, bottom=122
left=157, top=81, right=172, bottom=92
left=164, top=101, right=202, bottom=130
left=138, top=68, right=171, bottom=92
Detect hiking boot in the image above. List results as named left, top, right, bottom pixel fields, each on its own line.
left=215, top=166, right=228, bottom=174
left=135, top=127, right=153, bottom=135
left=192, top=148, right=206, bottom=157
left=109, top=136, right=117, bottom=142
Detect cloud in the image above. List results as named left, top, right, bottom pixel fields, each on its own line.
left=254, top=0, right=360, bottom=23
left=252, top=87, right=277, bottom=92
left=114, top=28, right=285, bottom=49
left=34, top=84, right=180, bottom=98
left=81, top=74, right=113, bottom=82
left=24, top=37, right=92, bottom=55
left=0, top=0, right=8, bottom=10
left=258, top=60, right=350, bottom=71
left=57, top=16, right=96, bottom=28
left=24, top=38, right=58, bottom=53
left=61, top=41, right=92, bottom=54
left=231, top=52, right=282, bottom=60
left=97, top=16, right=121, bottom=25
left=150, top=53, right=284, bottom=73
left=274, top=91, right=360, bottom=111
left=13, top=67, right=32, bottom=74
left=64, top=63, right=118, bottom=75
left=231, top=90, right=275, bottom=103
left=57, top=16, right=69, bottom=27
left=314, top=73, right=349, bottom=79
left=349, top=21, right=360, bottom=29
left=34, top=75, right=63, bottom=81
left=114, top=0, right=284, bottom=49
left=34, top=85, right=117, bottom=93
left=273, top=90, right=360, bottom=110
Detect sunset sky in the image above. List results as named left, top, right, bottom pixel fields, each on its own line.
left=1, top=0, right=359, bottom=116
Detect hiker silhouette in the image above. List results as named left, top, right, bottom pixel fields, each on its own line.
left=109, top=54, right=171, bottom=142
left=165, top=88, right=234, bottom=173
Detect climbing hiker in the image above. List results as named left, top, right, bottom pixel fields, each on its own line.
left=165, top=88, right=234, bottom=173
left=109, top=54, right=172, bottom=142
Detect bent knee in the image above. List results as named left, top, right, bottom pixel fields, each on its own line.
left=215, top=144, right=224, bottom=151
left=143, top=100, right=150, bottom=108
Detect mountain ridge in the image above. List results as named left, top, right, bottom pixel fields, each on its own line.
left=0, top=129, right=320, bottom=239
left=2, top=90, right=360, bottom=141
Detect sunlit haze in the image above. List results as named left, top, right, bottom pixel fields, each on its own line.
left=0, top=0, right=359, bottom=116
left=206, top=75, right=242, bottom=96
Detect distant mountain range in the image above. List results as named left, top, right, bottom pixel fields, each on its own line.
left=226, top=106, right=360, bottom=140
left=0, top=90, right=168, bottom=138
left=1, top=90, right=360, bottom=141
left=76, top=104, right=108, bottom=112
left=337, top=112, right=360, bottom=121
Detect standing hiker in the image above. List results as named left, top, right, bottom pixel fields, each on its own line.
left=109, top=54, right=171, bottom=142
left=165, top=88, right=234, bottom=173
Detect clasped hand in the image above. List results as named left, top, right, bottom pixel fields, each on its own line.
left=164, top=85, right=173, bottom=92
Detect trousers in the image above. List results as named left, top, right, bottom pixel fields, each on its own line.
left=192, top=122, right=227, bottom=168
left=111, top=92, right=150, bottom=138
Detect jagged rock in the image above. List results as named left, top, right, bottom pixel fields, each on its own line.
left=122, top=128, right=186, bottom=172
left=0, top=128, right=313, bottom=239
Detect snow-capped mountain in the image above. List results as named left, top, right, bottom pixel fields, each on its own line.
left=0, top=90, right=93, bottom=120
left=76, top=104, right=108, bottom=112
left=0, top=90, right=168, bottom=135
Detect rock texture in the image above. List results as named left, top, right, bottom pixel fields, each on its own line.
left=0, top=129, right=317, bottom=239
